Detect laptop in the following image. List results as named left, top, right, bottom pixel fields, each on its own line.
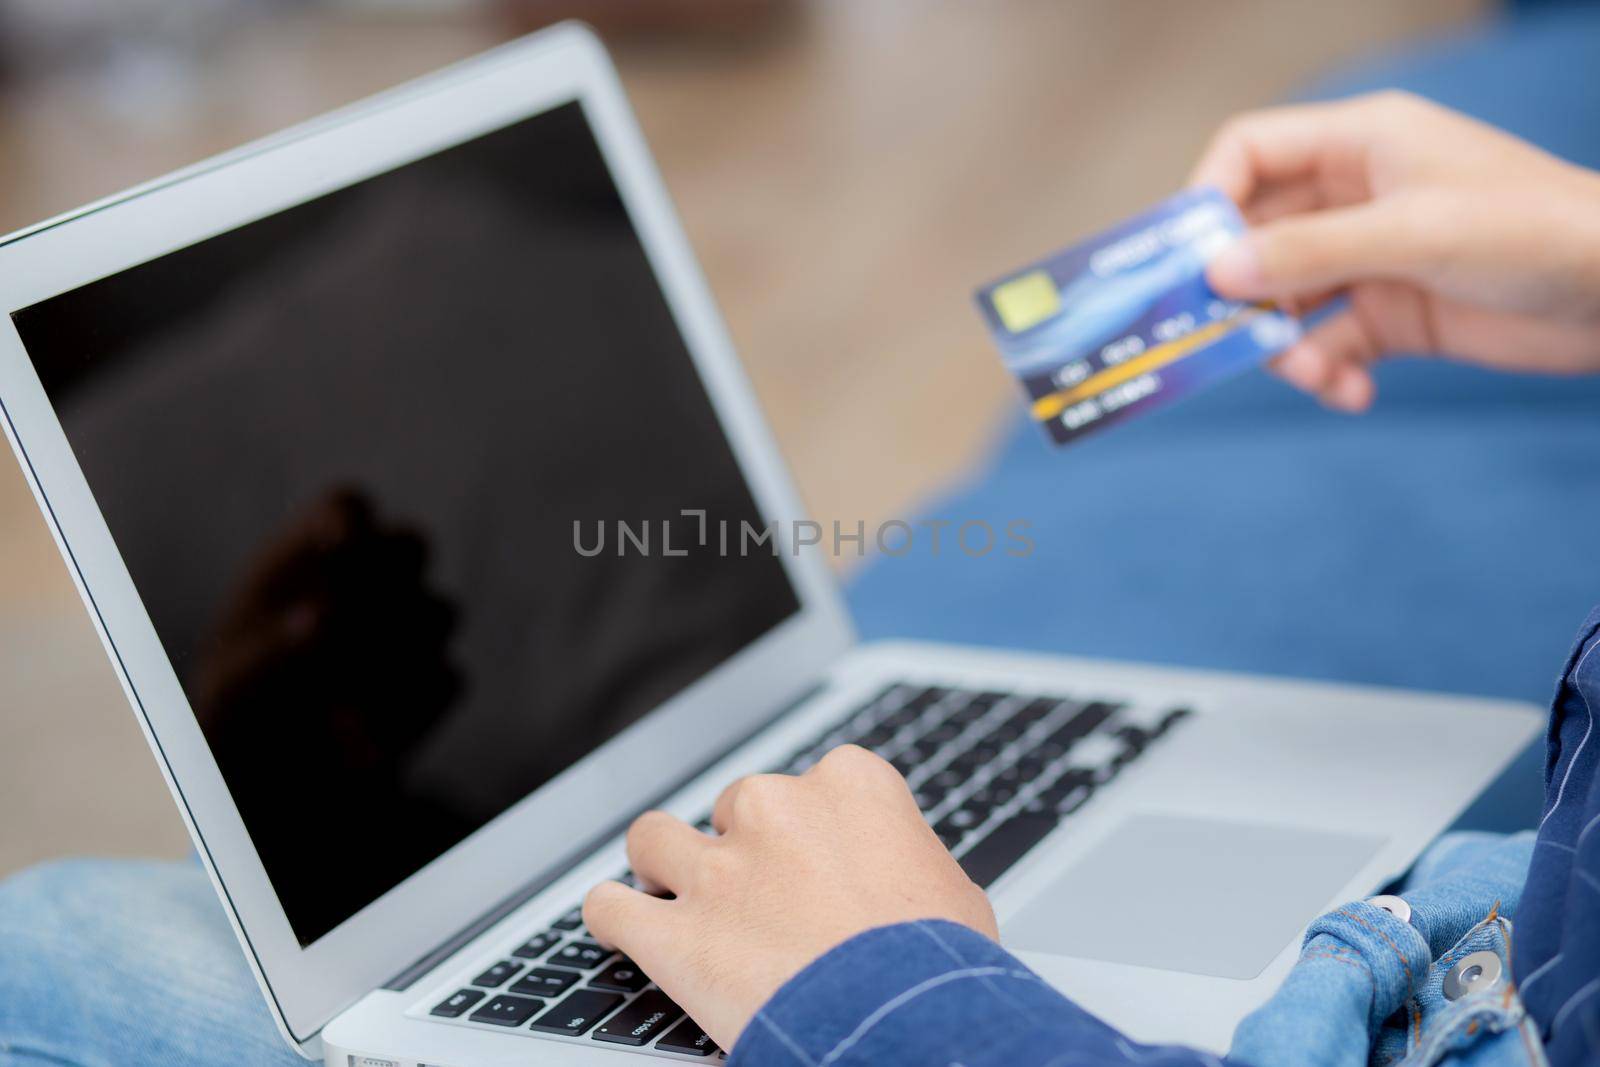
left=0, top=23, right=1541, bottom=1064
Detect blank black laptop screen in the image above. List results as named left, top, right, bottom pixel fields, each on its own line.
left=10, top=101, right=801, bottom=945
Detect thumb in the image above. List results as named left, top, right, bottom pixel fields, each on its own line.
left=1208, top=199, right=1428, bottom=301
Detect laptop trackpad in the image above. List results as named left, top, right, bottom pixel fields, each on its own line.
left=1003, top=814, right=1384, bottom=980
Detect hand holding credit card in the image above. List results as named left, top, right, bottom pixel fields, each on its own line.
left=975, top=186, right=1301, bottom=447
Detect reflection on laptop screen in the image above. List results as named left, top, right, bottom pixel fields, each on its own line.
left=10, top=100, right=801, bottom=945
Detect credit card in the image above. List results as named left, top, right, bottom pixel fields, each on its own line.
left=974, top=186, right=1300, bottom=446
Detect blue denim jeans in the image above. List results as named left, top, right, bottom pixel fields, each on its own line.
left=1231, top=831, right=1544, bottom=1067
left=0, top=859, right=301, bottom=1067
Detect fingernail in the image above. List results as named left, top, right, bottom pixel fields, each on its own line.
left=1207, top=236, right=1264, bottom=295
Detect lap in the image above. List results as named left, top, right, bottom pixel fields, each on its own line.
left=0, top=858, right=302, bottom=1067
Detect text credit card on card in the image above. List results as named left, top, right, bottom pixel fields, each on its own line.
left=974, top=186, right=1300, bottom=447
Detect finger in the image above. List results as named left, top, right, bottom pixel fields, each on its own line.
left=710, top=777, right=743, bottom=835
left=711, top=772, right=789, bottom=834
left=1208, top=199, right=1435, bottom=302
left=810, top=743, right=909, bottom=794
left=1325, top=364, right=1376, bottom=412
left=582, top=879, right=675, bottom=955
left=1241, top=179, right=1324, bottom=226
left=625, top=810, right=713, bottom=895
left=1277, top=286, right=1344, bottom=320
left=811, top=746, right=933, bottom=831
left=1266, top=310, right=1380, bottom=411
left=1189, top=102, right=1339, bottom=204
left=1188, top=95, right=1383, bottom=205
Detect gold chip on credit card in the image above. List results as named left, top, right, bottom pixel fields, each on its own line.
left=989, top=270, right=1061, bottom=333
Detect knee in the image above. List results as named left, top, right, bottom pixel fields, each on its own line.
left=0, top=859, right=287, bottom=1066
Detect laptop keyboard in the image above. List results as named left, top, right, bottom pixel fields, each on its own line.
left=422, top=682, right=1192, bottom=1057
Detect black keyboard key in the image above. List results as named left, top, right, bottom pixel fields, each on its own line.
left=1059, top=789, right=1094, bottom=815
left=934, top=807, right=984, bottom=840
left=592, top=989, right=685, bottom=1046
left=1046, top=702, right=1120, bottom=748
left=551, top=907, right=585, bottom=931
left=550, top=941, right=612, bottom=970
left=971, top=782, right=1016, bottom=808
left=922, top=722, right=963, bottom=746
left=935, top=826, right=965, bottom=850
left=912, top=785, right=946, bottom=811
left=657, top=1017, right=719, bottom=1057
left=958, top=813, right=1060, bottom=888
left=1113, top=725, right=1153, bottom=752
left=857, top=725, right=897, bottom=748
left=1042, top=724, right=1083, bottom=751
left=948, top=701, right=992, bottom=726
left=1156, top=707, right=1192, bottom=734
left=1027, top=774, right=1094, bottom=815
left=430, top=988, right=485, bottom=1018
left=957, top=794, right=996, bottom=821
left=881, top=705, right=924, bottom=730
left=1012, top=754, right=1049, bottom=782
left=990, top=763, right=1026, bottom=787
left=512, top=930, right=563, bottom=959
left=1023, top=786, right=1090, bottom=816
left=469, top=993, right=544, bottom=1027
left=1012, top=698, right=1058, bottom=727
left=905, top=686, right=951, bottom=712
left=1046, top=767, right=1094, bottom=796
left=991, top=724, right=1024, bottom=746
left=947, top=750, right=982, bottom=776
left=529, top=989, right=625, bottom=1036
left=510, top=967, right=581, bottom=997
left=471, top=960, right=523, bottom=988
left=1033, top=739, right=1070, bottom=762
left=989, top=711, right=1035, bottom=745
left=966, top=741, right=1004, bottom=765
left=589, top=957, right=650, bottom=993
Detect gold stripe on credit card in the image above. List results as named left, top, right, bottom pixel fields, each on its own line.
left=1030, top=306, right=1266, bottom=422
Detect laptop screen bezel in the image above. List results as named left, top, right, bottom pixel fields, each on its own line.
left=0, top=24, right=853, bottom=1048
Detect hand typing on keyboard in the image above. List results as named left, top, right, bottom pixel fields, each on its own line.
left=582, top=744, right=998, bottom=1052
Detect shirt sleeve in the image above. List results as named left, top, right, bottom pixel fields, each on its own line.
left=728, top=920, right=1232, bottom=1067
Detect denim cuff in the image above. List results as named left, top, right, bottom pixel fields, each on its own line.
left=727, top=919, right=1118, bottom=1067
left=1231, top=903, right=1430, bottom=1067
left=1304, top=901, right=1432, bottom=1029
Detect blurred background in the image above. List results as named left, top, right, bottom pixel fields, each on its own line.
left=0, top=0, right=1491, bottom=876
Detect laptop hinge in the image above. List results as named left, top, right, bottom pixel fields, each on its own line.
left=382, top=676, right=833, bottom=992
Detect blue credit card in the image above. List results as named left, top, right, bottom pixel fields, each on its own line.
left=974, top=186, right=1300, bottom=446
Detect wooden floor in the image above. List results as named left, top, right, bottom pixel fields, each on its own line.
left=0, top=0, right=1480, bottom=874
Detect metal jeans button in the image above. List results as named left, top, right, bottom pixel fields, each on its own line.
left=1443, top=950, right=1503, bottom=1001
left=1367, top=894, right=1412, bottom=924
